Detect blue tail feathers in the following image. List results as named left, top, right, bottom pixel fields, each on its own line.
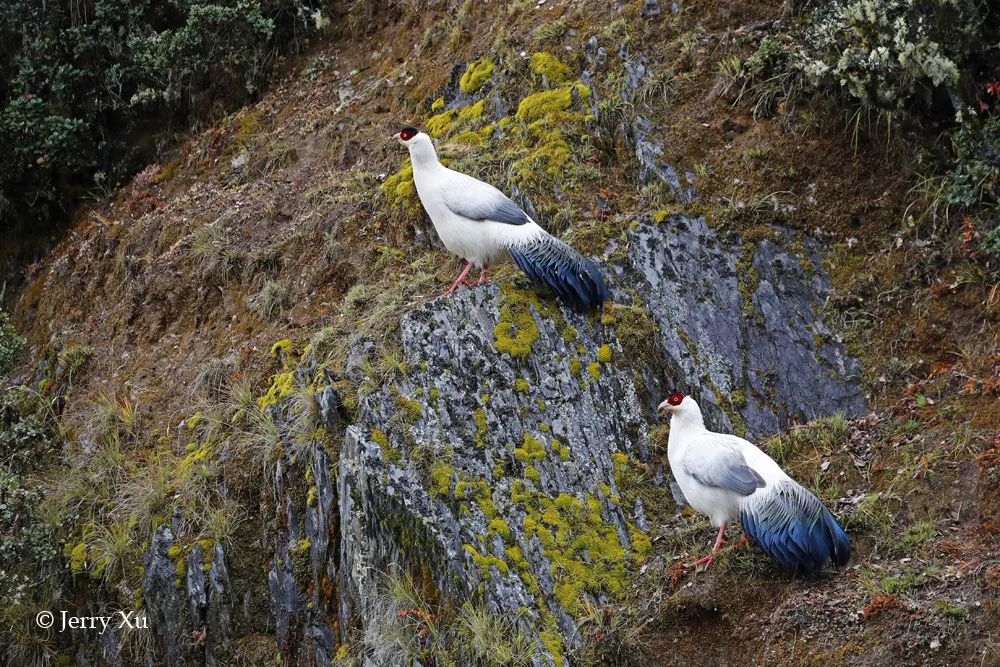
left=740, top=481, right=850, bottom=572
left=508, top=235, right=609, bottom=312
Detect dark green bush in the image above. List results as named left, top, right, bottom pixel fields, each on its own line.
left=0, top=0, right=329, bottom=228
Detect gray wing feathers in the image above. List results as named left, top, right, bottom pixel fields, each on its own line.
left=685, top=448, right=765, bottom=496
left=441, top=179, right=530, bottom=226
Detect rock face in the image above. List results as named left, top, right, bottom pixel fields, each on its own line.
left=142, top=526, right=231, bottom=666
left=629, top=217, right=866, bottom=438
left=331, top=215, right=866, bottom=663
left=120, top=210, right=864, bottom=666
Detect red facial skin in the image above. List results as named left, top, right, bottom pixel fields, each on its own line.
left=399, top=128, right=416, bottom=140
left=666, top=393, right=684, bottom=406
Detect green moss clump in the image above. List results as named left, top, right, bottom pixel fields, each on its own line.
left=514, top=434, right=547, bottom=463
left=463, top=544, right=510, bottom=577
left=514, top=378, right=530, bottom=393
left=597, top=345, right=612, bottom=363
left=505, top=545, right=529, bottom=571
left=530, top=52, right=573, bottom=83
left=257, top=371, right=295, bottom=410
left=372, top=428, right=400, bottom=464
left=493, top=286, right=544, bottom=359
left=70, top=542, right=87, bottom=573
left=430, top=463, right=453, bottom=497
left=562, top=326, right=577, bottom=342
left=431, top=97, right=446, bottom=111
left=371, top=428, right=389, bottom=447
left=392, top=388, right=423, bottom=423
left=186, top=411, right=203, bottom=430
left=540, top=630, right=565, bottom=667
left=488, top=518, right=512, bottom=542
left=525, top=466, right=541, bottom=484
left=473, top=408, right=488, bottom=447
left=454, top=481, right=469, bottom=499
left=477, top=496, right=498, bottom=520
left=380, top=160, right=420, bottom=213
left=514, top=84, right=590, bottom=123
left=587, top=362, right=601, bottom=380
left=460, top=58, right=495, bottom=94
left=569, top=358, right=582, bottom=377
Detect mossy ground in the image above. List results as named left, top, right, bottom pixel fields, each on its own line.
left=4, top=0, right=999, bottom=665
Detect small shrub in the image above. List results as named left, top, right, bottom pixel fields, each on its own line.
left=0, top=311, right=25, bottom=376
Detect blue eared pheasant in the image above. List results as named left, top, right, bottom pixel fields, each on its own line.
left=394, top=127, right=608, bottom=312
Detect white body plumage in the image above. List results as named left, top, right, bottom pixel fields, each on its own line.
left=406, top=133, right=543, bottom=268
left=667, top=405, right=788, bottom=527
left=394, top=129, right=609, bottom=312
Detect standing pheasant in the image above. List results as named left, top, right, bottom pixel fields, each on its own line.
left=660, top=393, right=851, bottom=572
left=393, top=127, right=608, bottom=312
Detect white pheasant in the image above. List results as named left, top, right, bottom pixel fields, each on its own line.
left=660, top=393, right=851, bottom=571
left=393, top=127, right=608, bottom=311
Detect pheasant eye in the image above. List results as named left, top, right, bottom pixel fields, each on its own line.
left=667, top=393, right=684, bottom=406
left=399, top=126, right=418, bottom=140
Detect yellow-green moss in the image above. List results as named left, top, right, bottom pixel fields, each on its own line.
left=525, top=466, right=541, bottom=484
left=569, top=358, right=582, bottom=377
left=380, top=160, right=420, bottom=213
left=530, top=52, right=573, bottom=83
left=514, top=434, right=547, bottom=463
left=459, top=58, right=495, bottom=94
left=257, top=371, right=295, bottom=410
left=514, top=378, right=530, bottom=393
left=186, top=411, right=203, bottom=430
left=69, top=542, right=87, bottom=573
left=562, top=326, right=577, bottom=342
left=371, top=428, right=389, bottom=448
left=514, top=84, right=590, bottom=123
left=473, top=408, right=488, bottom=447
left=494, top=286, right=545, bottom=359
left=392, top=389, right=423, bottom=423
left=488, top=518, right=513, bottom=542
left=597, top=345, right=612, bottom=363
left=540, top=631, right=565, bottom=667
left=587, top=362, right=601, bottom=380
left=463, top=543, right=510, bottom=577
left=307, top=486, right=319, bottom=507
left=271, top=339, right=293, bottom=357
left=477, top=497, right=498, bottom=520
left=430, top=463, right=453, bottom=497
left=431, top=97, right=446, bottom=111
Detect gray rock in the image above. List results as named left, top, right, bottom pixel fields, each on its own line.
left=631, top=116, right=697, bottom=203
left=330, top=205, right=863, bottom=662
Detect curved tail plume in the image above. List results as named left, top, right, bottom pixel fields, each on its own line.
left=508, top=234, right=608, bottom=312
left=740, top=480, right=851, bottom=572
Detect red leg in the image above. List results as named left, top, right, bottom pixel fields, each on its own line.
left=476, top=265, right=490, bottom=286
left=443, top=261, right=474, bottom=296
left=711, top=524, right=726, bottom=552
left=690, top=524, right=726, bottom=570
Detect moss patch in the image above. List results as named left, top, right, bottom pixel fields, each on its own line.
left=530, top=52, right=573, bottom=83
left=459, top=58, right=495, bottom=94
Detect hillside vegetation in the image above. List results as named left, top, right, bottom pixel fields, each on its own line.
left=1, top=0, right=998, bottom=665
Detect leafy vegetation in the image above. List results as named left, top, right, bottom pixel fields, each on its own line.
left=0, top=310, right=24, bottom=375
left=0, top=0, right=330, bottom=228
